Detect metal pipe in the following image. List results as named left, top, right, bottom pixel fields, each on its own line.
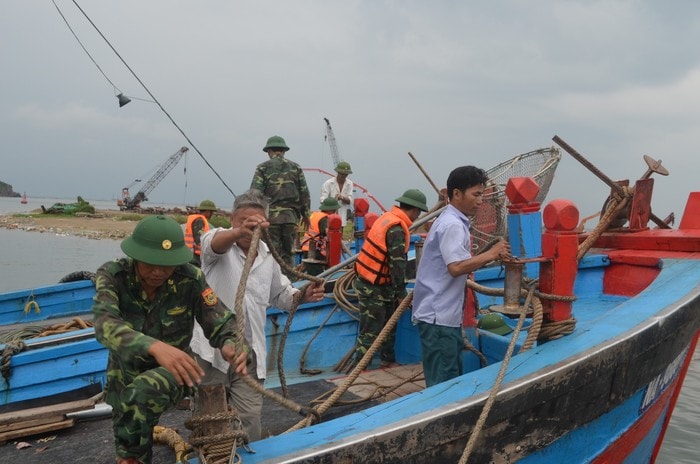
left=502, top=261, right=524, bottom=312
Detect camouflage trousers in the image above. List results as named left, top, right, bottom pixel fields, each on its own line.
left=265, top=223, right=298, bottom=274
left=355, top=290, right=397, bottom=364
left=105, top=365, right=188, bottom=464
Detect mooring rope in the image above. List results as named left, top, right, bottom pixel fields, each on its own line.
left=284, top=291, right=415, bottom=433
left=458, top=285, right=536, bottom=464
left=1, top=339, right=26, bottom=385
left=577, top=187, right=630, bottom=261
left=153, top=425, right=190, bottom=464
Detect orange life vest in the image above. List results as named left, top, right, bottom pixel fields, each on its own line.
left=354, top=206, right=411, bottom=285
left=302, top=211, right=329, bottom=256
left=184, top=214, right=210, bottom=256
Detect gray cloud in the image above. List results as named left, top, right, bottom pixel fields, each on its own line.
left=1, top=0, right=698, bottom=223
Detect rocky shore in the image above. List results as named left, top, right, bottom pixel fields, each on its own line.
left=0, top=210, right=139, bottom=240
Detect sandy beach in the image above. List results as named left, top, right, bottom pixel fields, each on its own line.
left=0, top=210, right=139, bottom=240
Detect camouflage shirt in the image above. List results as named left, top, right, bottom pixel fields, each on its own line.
left=250, top=156, right=311, bottom=224
left=354, top=224, right=409, bottom=302
left=92, top=258, right=241, bottom=373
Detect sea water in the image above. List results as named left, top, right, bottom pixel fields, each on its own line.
left=0, top=196, right=697, bottom=463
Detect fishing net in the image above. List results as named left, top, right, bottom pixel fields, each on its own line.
left=470, top=147, right=561, bottom=253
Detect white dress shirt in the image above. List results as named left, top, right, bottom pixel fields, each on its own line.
left=320, top=177, right=354, bottom=226
left=190, top=227, right=298, bottom=379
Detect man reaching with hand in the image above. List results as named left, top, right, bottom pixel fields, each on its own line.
left=93, top=215, right=248, bottom=464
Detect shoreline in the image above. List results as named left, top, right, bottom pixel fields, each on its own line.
left=0, top=210, right=139, bottom=240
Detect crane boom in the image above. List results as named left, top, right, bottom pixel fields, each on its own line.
left=119, top=146, right=189, bottom=210
left=323, top=117, right=342, bottom=166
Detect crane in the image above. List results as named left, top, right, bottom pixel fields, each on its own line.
left=119, top=146, right=189, bottom=210
left=323, top=117, right=343, bottom=167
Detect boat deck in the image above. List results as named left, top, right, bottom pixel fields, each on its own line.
left=0, top=363, right=424, bottom=464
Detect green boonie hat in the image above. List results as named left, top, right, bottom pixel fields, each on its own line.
left=478, top=313, right=513, bottom=336
left=334, top=161, right=353, bottom=174
left=121, top=215, right=193, bottom=266
left=319, top=197, right=340, bottom=211
left=395, top=188, right=429, bottom=212
left=263, top=135, right=290, bottom=152
left=198, top=199, right=217, bottom=211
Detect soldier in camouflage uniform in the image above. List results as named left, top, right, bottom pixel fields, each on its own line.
left=352, top=189, right=429, bottom=368
left=250, top=135, right=311, bottom=273
left=93, top=215, right=248, bottom=464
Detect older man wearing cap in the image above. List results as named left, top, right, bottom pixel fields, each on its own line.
left=92, top=215, right=248, bottom=464
left=351, top=188, right=429, bottom=370
left=320, top=161, right=354, bottom=226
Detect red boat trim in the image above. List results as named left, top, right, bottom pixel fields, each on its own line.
left=650, top=331, right=699, bottom=462
left=592, top=332, right=699, bottom=463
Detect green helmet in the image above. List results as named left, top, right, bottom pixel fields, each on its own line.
left=334, top=161, right=353, bottom=175
left=477, top=313, right=513, bottom=336
left=198, top=199, right=217, bottom=211
left=395, top=188, right=429, bottom=212
left=120, top=215, right=193, bottom=266
left=263, top=135, right=289, bottom=152
left=319, top=197, right=340, bottom=211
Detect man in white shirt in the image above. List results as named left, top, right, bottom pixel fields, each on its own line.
left=190, top=189, right=325, bottom=441
left=320, top=161, right=354, bottom=226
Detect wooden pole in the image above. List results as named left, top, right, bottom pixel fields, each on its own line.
left=407, top=151, right=442, bottom=198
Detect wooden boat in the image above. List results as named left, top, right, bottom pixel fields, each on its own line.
left=1, top=143, right=698, bottom=463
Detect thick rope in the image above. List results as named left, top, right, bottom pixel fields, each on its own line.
left=468, top=279, right=574, bottom=343
left=311, top=368, right=424, bottom=406
left=261, top=228, right=324, bottom=285
left=230, top=226, right=321, bottom=419
left=284, top=292, right=415, bottom=433
left=297, top=305, right=338, bottom=376
left=577, top=188, right=630, bottom=261
left=458, top=285, right=536, bottom=464
left=462, top=332, right=488, bottom=367
left=332, top=269, right=361, bottom=318
left=0, top=317, right=93, bottom=344
left=185, top=410, right=247, bottom=464
left=153, top=425, right=190, bottom=464
left=1, top=339, right=26, bottom=385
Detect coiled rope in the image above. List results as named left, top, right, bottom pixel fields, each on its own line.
left=0, top=317, right=94, bottom=384
left=185, top=410, right=248, bottom=464
left=1, top=339, right=26, bottom=386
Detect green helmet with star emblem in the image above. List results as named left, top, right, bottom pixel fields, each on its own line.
left=121, top=215, right=193, bottom=266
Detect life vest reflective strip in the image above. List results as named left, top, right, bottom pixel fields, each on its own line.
left=354, top=206, right=411, bottom=285
left=302, top=211, right=329, bottom=254
left=184, top=214, right=210, bottom=255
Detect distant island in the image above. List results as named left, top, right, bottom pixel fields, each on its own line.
left=0, top=180, right=21, bottom=197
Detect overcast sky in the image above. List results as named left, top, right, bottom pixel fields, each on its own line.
left=1, top=1, right=699, bottom=224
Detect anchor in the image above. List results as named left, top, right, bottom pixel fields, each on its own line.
left=552, top=136, right=671, bottom=230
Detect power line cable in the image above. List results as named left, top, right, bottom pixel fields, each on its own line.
left=54, top=0, right=236, bottom=198
left=51, top=0, right=122, bottom=95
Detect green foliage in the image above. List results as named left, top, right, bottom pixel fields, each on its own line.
left=116, top=213, right=144, bottom=222
left=75, top=203, right=95, bottom=214
left=171, top=214, right=187, bottom=224
left=209, top=215, right=231, bottom=228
